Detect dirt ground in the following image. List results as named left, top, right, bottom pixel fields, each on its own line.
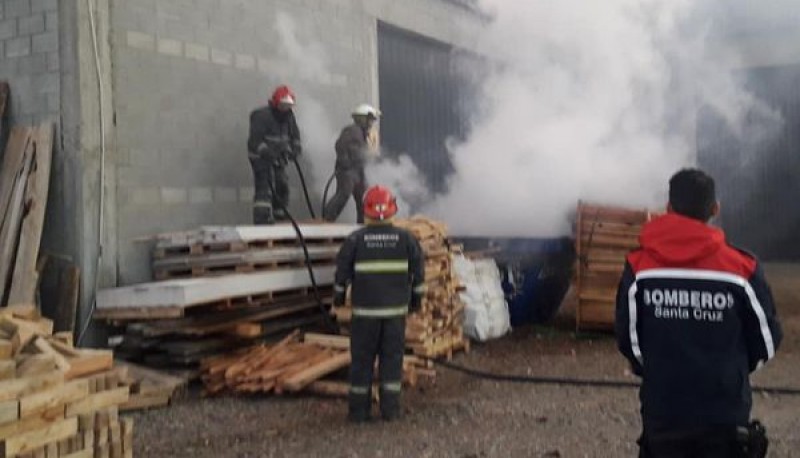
left=131, top=264, right=800, bottom=457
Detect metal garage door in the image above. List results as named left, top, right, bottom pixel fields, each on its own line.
left=377, top=22, right=474, bottom=192
left=697, top=63, right=800, bottom=261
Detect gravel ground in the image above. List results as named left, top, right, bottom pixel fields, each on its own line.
left=131, top=264, right=800, bottom=457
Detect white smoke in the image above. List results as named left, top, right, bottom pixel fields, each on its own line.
left=365, top=155, right=431, bottom=218
left=417, top=0, right=782, bottom=236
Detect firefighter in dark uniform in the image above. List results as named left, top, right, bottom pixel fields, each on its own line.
left=323, top=104, right=381, bottom=224
left=333, top=185, right=425, bottom=422
left=616, top=169, right=781, bottom=458
left=247, top=85, right=302, bottom=224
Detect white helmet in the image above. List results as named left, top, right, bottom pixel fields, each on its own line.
left=352, top=104, right=381, bottom=118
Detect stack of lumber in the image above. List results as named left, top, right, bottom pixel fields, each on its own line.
left=96, top=224, right=359, bottom=369
left=334, top=217, right=469, bottom=360
left=575, top=202, right=657, bottom=331
left=151, top=225, right=356, bottom=280
left=200, top=331, right=434, bottom=396
left=115, top=362, right=188, bottom=412
left=0, top=124, right=54, bottom=308
left=0, top=305, right=133, bottom=458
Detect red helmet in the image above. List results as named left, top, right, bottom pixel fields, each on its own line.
left=270, top=85, right=296, bottom=107
left=363, top=185, right=398, bottom=220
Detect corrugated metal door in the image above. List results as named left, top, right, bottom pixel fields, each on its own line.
left=698, top=63, right=800, bottom=261
left=377, top=22, right=473, bottom=191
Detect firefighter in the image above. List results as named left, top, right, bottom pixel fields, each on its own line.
left=616, top=169, right=781, bottom=457
left=323, top=104, right=381, bottom=224
left=333, top=185, right=425, bottom=422
left=247, top=85, right=302, bottom=224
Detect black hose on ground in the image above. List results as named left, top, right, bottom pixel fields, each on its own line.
left=434, top=359, right=800, bottom=396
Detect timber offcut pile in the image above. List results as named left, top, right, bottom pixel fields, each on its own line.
left=575, top=202, right=657, bottom=331
left=0, top=124, right=54, bottom=308
left=335, top=217, right=469, bottom=360
left=0, top=306, right=133, bottom=458
left=96, top=225, right=357, bottom=377
left=200, top=331, right=434, bottom=397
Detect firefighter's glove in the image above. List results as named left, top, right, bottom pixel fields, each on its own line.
left=334, top=291, right=346, bottom=308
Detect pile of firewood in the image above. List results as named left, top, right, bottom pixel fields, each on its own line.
left=199, top=331, right=434, bottom=397
left=0, top=305, right=133, bottom=457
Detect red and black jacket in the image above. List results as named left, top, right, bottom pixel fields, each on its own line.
left=615, top=213, right=782, bottom=433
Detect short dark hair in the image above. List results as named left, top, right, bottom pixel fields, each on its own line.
left=669, top=169, right=716, bottom=221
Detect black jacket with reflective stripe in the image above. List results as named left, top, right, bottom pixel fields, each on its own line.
left=335, top=224, right=425, bottom=311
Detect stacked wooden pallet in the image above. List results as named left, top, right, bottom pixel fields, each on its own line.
left=575, top=202, right=657, bottom=331
left=334, top=217, right=469, bottom=360
left=200, top=331, right=434, bottom=396
left=96, top=225, right=358, bottom=370
left=0, top=306, right=133, bottom=458
left=0, top=124, right=54, bottom=308
left=151, top=225, right=355, bottom=280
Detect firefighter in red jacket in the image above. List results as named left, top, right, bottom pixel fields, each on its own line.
left=333, top=186, right=425, bottom=422
left=616, top=169, right=781, bottom=457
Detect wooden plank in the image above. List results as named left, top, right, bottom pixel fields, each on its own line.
left=64, top=350, right=113, bottom=380
left=120, top=392, right=170, bottom=412
left=54, top=265, right=80, bottom=334
left=305, top=380, right=349, bottom=397
left=0, top=339, right=11, bottom=359
left=0, top=406, right=63, bottom=441
left=0, top=137, right=34, bottom=306
left=0, top=128, right=32, bottom=230
left=280, top=351, right=351, bottom=392
left=33, top=338, right=71, bottom=372
left=0, top=361, right=14, bottom=380
left=64, top=387, right=129, bottom=417
left=19, top=379, right=89, bottom=418
left=16, top=355, right=58, bottom=378
left=96, top=266, right=335, bottom=312
left=0, top=372, right=64, bottom=403
left=8, top=123, right=54, bottom=306
left=153, top=244, right=340, bottom=272
left=1, top=417, right=78, bottom=457
left=60, top=448, right=92, bottom=458
left=155, top=223, right=359, bottom=246
left=0, top=400, right=18, bottom=425
left=302, top=333, right=349, bottom=350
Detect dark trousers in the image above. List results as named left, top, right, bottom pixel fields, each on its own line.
left=639, top=428, right=743, bottom=458
left=323, top=168, right=366, bottom=224
left=348, top=316, right=406, bottom=419
left=250, top=157, right=289, bottom=224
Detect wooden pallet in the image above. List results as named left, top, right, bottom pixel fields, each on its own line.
left=575, top=202, right=658, bottom=331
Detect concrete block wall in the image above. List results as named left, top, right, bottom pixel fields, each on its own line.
left=110, top=0, right=482, bottom=284
left=0, top=0, right=60, bottom=125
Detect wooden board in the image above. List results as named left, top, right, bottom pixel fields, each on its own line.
left=8, top=123, right=54, bottom=306
left=96, top=266, right=335, bottom=313
left=281, top=351, right=351, bottom=392
left=0, top=135, right=34, bottom=306
left=153, top=244, right=339, bottom=273
left=0, top=127, right=32, bottom=230
left=54, top=265, right=81, bottom=334
left=19, top=379, right=89, bottom=418
left=155, top=224, right=359, bottom=247
left=1, top=417, right=78, bottom=457
left=64, top=387, right=129, bottom=417
left=0, top=372, right=63, bottom=403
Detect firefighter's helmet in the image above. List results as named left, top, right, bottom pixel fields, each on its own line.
left=363, top=185, right=398, bottom=221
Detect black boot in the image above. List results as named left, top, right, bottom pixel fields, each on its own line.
left=253, top=205, right=275, bottom=225
left=380, top=390, right=401, bottom=422
left=348, top=393, right=372, bottom=423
